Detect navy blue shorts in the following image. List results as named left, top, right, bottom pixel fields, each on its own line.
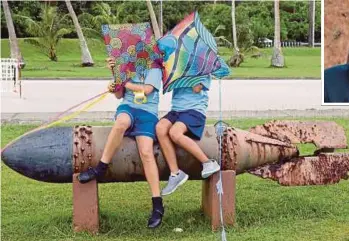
left=162, top=110, right=206, bottom=140
left=115, top=105, right=158, bottom=140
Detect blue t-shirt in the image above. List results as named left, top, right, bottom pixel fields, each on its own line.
left=324, top=64, right=349, bottom=103
left=171, top=75, right=211, bottom=116
left=121, top=68, right=162, bottom=116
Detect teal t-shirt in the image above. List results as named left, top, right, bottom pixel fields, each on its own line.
left=324, top=64, right=349, bottom=103
left=171, top=75, right=211, bottom=116
left=121, top=68, right=162, bottom=116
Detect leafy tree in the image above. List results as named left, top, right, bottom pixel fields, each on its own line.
left=78, top=2, right=120, bottom=31
left=15, top=3, right=73, bottom=61
left=1, top=0, right=322, bottom=47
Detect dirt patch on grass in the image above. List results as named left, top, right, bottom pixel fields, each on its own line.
left=324, top=0, right=349, bottom=68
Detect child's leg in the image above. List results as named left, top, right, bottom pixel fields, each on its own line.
left=77, top=113, right=131, bottom=183
left=156, top=119, right=179, bottom=174
left=169, top=122, right=208, bottom=163
left=101, top=113, right=131, bottom=163
left=136, top=136, right=161, bottom=197
left=136, top=135, right=164, bottom=229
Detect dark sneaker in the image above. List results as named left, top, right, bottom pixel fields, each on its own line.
left=201, top=159, right=220, bottom=178
left=161, top=170, right=189, bottom=196
left=77, top=167, right=97, bottom=184
left=147, top=208, right=164, bottom=229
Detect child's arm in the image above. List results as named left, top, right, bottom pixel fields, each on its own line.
left=106, top=58, right=124, bottom=99
left=193, top=76, right=211, bottom=93
left=107, top=82, right=123, bottom=99
left=192, top=83, right=203, bottom=93
left=125, top=82, right=154, bottom=95
left=114, top=89, right=124, bottom=99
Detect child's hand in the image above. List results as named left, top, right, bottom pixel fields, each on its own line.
left=193, top=84, right=203, bottom=93
left=108, top=82, right=116, bottom=93
left=106, top=57, right=115, bottom=70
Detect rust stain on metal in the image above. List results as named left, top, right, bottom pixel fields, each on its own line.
left=73, top=125, right=94, bottom=173
left=249, top=120, right=347, bottom=149
left=220, top=127, right=298, bottom=172
left=248, top=153, right=349, bottom=186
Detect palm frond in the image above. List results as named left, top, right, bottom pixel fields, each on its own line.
left=82, top=27, right=104, bottom=40
left=78, top=12, right=94, bottom=25
left=215, top=36, right=233, bottom=48
left=24, top=38, right=49, bottom=57
left=214, top=24, right=226, bottom=35
left=14, top=15, right=42, bottom=36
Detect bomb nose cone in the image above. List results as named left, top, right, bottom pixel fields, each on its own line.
left=1, top=127, right=73, bottom=183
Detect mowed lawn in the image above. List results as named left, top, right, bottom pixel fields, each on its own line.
left=1, top=39, right=321, bottom=79
left=1, top=118, right=348, bottom=241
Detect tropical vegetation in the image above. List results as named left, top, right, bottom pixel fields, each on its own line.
left=1, top=1, right=321, bottom=74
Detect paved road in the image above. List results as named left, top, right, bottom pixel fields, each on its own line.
left=1, top=79, right=348, bottom=115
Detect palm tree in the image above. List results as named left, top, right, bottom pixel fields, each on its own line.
left=271, top=0, right=284, bottom=67
left=78, top=2, right=119, bottom=29
left=18, top=3, right=73, bottom=61
left=308, top=0, right=315, bottom=47
left=146, top=0, right=161, bottom=40
left=2, top=0, right=25, bottom=68
left=65, top=0, right=94, bottom=66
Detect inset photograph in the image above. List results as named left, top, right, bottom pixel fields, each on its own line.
left=324, top=0, right=349, bottom=104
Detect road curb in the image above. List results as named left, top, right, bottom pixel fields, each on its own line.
left=2, top=109, right=348, bottom=124
left=21, top=77, right=321, bottom=81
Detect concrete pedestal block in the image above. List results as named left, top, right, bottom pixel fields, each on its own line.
left=202, top=170, right=236, bottom=230
left=72, top=173, right=99, bottom=234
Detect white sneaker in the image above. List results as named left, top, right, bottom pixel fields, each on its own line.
left=201, top=159, right=220, bottom=178
left=161, top=170, right=189, bottom=196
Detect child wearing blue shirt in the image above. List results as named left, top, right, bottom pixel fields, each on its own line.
left=324, top=63, right=349, bottom=103
left=78, top=58, right=164, bottom=228
left=156, top=75, right=220, bottom=196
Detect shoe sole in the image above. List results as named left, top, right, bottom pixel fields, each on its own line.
left=147, top=220, right=162, bottom=229
left=201, top=165, right=221, bottom=179
left=161, top=174, right=189, bottom=196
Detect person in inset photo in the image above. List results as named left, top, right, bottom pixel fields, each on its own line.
left=324, top=52, right=349, bottom=103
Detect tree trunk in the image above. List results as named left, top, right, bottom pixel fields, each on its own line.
left=2, top=0, right=25, bottom=68
left=308, top=0, right=315, bottom=47
left=230, top=0, right=243, bottom=67
left=146, top=0, right=161, bottom=40
left=65, top=0, right=94, bottom=67
left=159, top=0, right=163, bottom=36
left=271, top=0, right=284, bottom=67
left=231, top=0, right=239, bottom=53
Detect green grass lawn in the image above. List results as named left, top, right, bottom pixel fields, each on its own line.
left=1, top=118, right=348, bottom=241
left=1, top=39, right=321, bottom=79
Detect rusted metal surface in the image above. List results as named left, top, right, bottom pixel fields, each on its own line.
left=249, top=120, right=347, bottom=149
left=249, top=153, right=349, bottom=186
left=73, top=125, right=94, bottom=173
left=222, top=127, right=299, bottom=173
left=92, top=126, right=219, bottom=182
left=2, top=124, right=348, bottom=185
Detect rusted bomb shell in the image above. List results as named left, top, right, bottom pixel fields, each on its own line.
left=1, top=126, right=298, bottom=183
